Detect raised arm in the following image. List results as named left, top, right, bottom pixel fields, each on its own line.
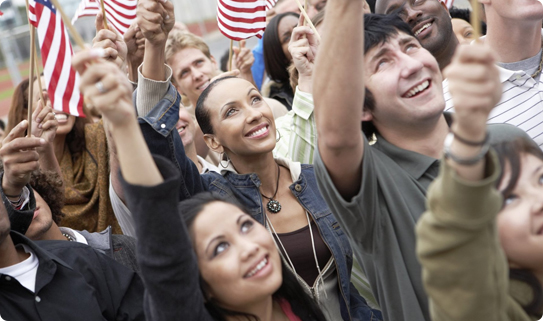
left=416, top=43, right=509, bottom=321
left=313, top=0, right=365, bottom=198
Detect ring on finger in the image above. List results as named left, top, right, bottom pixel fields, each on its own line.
left=95, top=81, right=107, bottom=94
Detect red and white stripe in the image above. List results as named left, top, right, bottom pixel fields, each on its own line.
left=217, top=0, right=267, bottom=41
left=72, top=0, right=137, bottom=35
left=265, top=0, right=278, bottom=10
left=28, top=0, right=85, bottom=117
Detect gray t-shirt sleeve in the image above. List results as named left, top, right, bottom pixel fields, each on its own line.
left=313, top=137, right=377, bottom=252
left=109, top=176, right=136, bottom=238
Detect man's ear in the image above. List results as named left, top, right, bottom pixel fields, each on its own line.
left=203, top=134, right=224, bottom=154
left=440, top=0, right=451, bottom=15
left=361, top=107, right=373, bottom=122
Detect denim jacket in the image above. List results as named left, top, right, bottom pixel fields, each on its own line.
left=134, top=83, right=381, bottom=321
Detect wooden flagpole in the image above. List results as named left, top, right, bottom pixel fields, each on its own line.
left=27, top=26, right=36, bottom=137
left=34, top=47, right=45, bottom=105
left=470, top=0, right=481, bottom=40
left=294, top=0, right=320, bottom=40
left=228, top=39, right=234, bottom=71
left=304, top=0, right=309, bottom=26
left=49, top=0, right=87, bottom=49
left=100, top=0, right=109, bottom=30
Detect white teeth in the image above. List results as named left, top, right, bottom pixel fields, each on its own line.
left=414, top=22, right=432, bottom=36
left=246, top=257, right=268, bottom=278
left=177, top=126, right=186, bottom=133
left=248, top=126, right=267, bottom=137
left=406, top=80, right=429, bottom=98
left=197, top=81, right=210, bottom=90
left=55, top=114, right=68, bottom=121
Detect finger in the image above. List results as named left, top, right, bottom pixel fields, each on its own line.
left=3, top=137, right=46, bottom=153
left=297, top=13, right=304, bottom=27
left=72, top=49, right=107, bottom=74
left=453, top=44, right=495, bottom=65
left=32, top=99, right=44, bottom=123
left=95, top=11, right=105, bottom=33
left=2, top=120, right=29, bottom=144
left=35, top=105, right=50, bottom=124
left=239, top=40, right=246, bottom=49
left=124, top=22, right=137, bottom=41
left=94, top=29, right=118, bottom=44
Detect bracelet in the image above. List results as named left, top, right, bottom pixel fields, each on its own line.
left=450, top=130, right=489, bottom=146
left=443, top=132, right=490, bottom=166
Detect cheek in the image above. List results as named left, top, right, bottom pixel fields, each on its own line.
left=497, top=209, right=532, bottom=262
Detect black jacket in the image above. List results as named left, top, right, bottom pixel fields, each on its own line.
left=0, top=232, right=145, bottom=320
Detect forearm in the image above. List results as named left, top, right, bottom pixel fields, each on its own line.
left=141, top=41, right=167, bottom=81
left=314, top=0, right=365, bottom=150
left=104, top=119, right=126, bottom=203
left=111, top=118, right=163, bottom=186
left=417, top=154, right=507, bottom=321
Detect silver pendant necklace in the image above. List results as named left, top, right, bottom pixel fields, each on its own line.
left=261, top=163, right=281, bottom=213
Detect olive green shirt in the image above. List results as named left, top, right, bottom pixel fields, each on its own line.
left=417, top=151, right=542, bottom=321
left=313, top=122, right=531, bottom=321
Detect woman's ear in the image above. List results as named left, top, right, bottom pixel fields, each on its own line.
left=203, top=134, right=224, bottom=154
left=361, top=107, right=373, bottom=122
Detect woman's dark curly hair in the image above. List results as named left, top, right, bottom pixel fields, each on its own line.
left=30, top=170, right=65, bottom=224
left=0, top=162, right=65, bottom=224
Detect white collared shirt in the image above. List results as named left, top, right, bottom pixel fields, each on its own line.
left=443, top=66, right=543, bottom=148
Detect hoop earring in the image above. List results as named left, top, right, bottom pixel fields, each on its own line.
left=276, top=129, right=282, bottom=143
left=219, top=152, right=231, bottom=168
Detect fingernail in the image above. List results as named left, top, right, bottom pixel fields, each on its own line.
left=38, top=124, right=43, bottom=129
left=40, top=138, right=46, bottom=144
left=165, top=14, right=170, bottom=20
left=36, top=118, right=41, bottom=122
left=20, top=120, right=27, bottom=126
left=90, top=48, right=106, bottom=58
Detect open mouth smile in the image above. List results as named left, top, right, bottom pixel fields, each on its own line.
left=403, top=80, right=431, bottom=98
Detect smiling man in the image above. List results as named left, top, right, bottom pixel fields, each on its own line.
left=375, top=0, right=458, bottom=70
left=313, top=6, right=533, bottom=321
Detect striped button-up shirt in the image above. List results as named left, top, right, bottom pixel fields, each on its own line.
left=444, top=66, right=543, bottom=148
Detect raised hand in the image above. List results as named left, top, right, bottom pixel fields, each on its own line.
left=92, top=11, right=128, bottom=70
left=72, top=49, right=136, bottom=128
left=288, top=14, right=319, bottom=92
left=124, top=21, right=146, bottom=81
left=0, top=120, right=45, bottom=196
left=136, top=0, right=175, bottom=46
left=444, top=43, right=501, bottom=140
left=31, top=96, right=58, bottom=154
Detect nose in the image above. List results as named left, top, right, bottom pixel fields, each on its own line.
left=245, top=105, right=263, bottom=124
left=239, top=240, right=259, bottom=262
left=399, top=52, right=424, bottom=79
left=404, top=5, right=423, bottom=27
left=192, top=67, right=203, bottom=82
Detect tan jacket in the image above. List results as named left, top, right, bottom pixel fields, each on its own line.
left=416, top=152, right=542, bottom=321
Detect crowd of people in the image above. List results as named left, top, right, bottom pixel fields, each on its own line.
left=0, top=0, right=542, bottom=319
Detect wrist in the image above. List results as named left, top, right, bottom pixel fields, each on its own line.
left=2, top=179, right=24, bottom=199
left=298, top=76, right=313, bottom=93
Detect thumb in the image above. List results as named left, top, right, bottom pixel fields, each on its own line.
left=95, top=11, right=104, bottom=32
left=4, top=120, right=29, bottom=144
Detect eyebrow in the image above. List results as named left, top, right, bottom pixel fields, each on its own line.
left=532, top=165, right=543, bottom=177
left=204, top=214, right=246, bottom=255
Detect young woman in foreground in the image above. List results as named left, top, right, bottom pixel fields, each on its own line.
left=72, top=49, right=330, bottom=321
left=416, top=45, right=543, bottom=320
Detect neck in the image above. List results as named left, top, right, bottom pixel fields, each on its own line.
left=39, top=223, right=68, bottom=241
left=0, top=234, right=29, bottom=268
left=185, top=143, right=203, bottom=173
left=226, top=297, right=286, bottom=321
left=53, top=134, right=67, bottom=162
left=485, top=14, right=542, bottom=62
left=229, top=152, right=280, bottom=193
left=378, top=115, right=449, bottom=159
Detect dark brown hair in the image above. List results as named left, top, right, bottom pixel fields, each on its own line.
left=30, top=170, right=65, bottom=224
left=492, top=137, right=543, bottom=316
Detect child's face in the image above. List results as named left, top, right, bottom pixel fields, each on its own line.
left=497, top=152, right=543, bottom=272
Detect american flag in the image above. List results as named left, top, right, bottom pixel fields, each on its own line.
left=71, top=0, right=137, bottom=35
left=265, top=0, right=277, bottom=10
left=28, top=0, right=85, bottom=117
left=217, top=0, right=267, bottom=41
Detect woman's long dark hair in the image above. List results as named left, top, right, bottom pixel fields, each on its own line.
left=263, top=12, right=299, bottom=85
left=493, top=138, right=543, bottom=316
left=180, top=192, right=327, bottom=321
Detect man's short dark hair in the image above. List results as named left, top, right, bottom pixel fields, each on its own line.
left=362, top=14, right=418, bottom=138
